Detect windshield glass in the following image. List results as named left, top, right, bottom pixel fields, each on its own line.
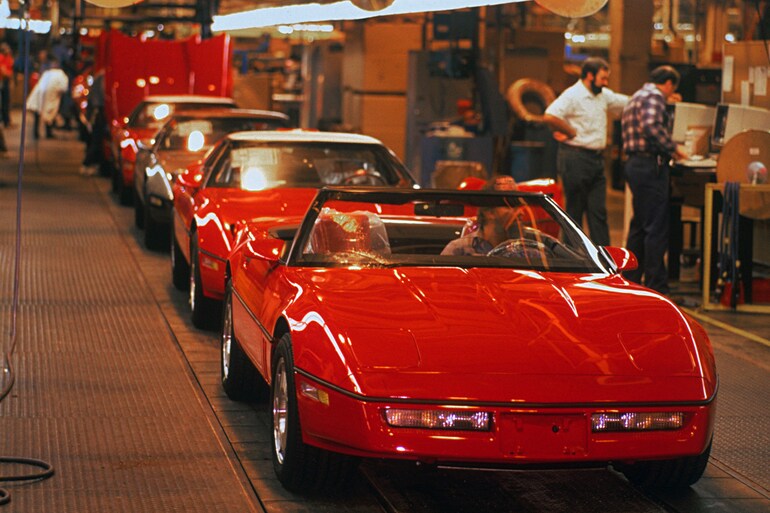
left=128, top=101, right=235, bottom=128
left=292, top=189, right=608, bottom=274
left=207, top=141, right=415, bottom=190
left=160, top=117, right=288, bottom=152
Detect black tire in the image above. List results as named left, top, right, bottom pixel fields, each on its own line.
left=171, top=228, right=190, bottom=291
left=270, top=333, right=358, bottom=494
left=100, top=159, right=113, bottom=178
left=144, top=206, right=168, bottom=251
left=134, top=190, right=145, bottom=229
left=220, top=280, right=267, bottom=401
left=111, top=160, right=121, bottom=193
left=619, top=438, right=712, bottom=489
left=190, top=237, right=220, bottom=330
left=117, top=178, right=132, bottom=206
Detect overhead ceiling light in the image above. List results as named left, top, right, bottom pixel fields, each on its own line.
left=212, top=0, right=526, bottom=32
left=0, top=18, right=52, bottom=33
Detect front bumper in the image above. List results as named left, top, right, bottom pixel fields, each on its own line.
left=294, top=371, right=715, bottom=466
left=145, top=168, right=176, bottom=224
left=146, top=194, right=173, bottom=225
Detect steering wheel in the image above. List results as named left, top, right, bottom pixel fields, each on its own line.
left=341, top=170, right=387, bottom=186
left=487, top=238, right=553, bottom=266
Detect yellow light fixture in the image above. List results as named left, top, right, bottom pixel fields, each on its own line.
left=534, top=0, right=608, bottom=18
left=350, top=0, right=394, bottom=10
left=83, top=0, right=142, bottom=7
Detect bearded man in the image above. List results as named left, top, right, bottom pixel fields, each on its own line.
left=543, top=57, right=629, bottom=246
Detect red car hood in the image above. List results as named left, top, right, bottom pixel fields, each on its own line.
left=290, top=267, right=713, bottom=404
left=158, top=151, right=203, bottom=176
left=206, top=188, right=318, bottom=225
left=126, top=126, right=157, bottom=142
left=196, top=188, right=318, bottom=259
left=120, top=127, right=158, bottom=159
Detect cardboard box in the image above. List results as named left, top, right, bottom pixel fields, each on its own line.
left=343, top=20, right=423, bottom=93
left=722, top=41, right=770, bottom=109
left=346, top=93, right=407, bottom=158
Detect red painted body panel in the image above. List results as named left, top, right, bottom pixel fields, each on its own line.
left=118, top=126, right=156, bottom=186
left=230, top=260, right=716, bottom=463
left=226, top=190, right=716, bottom=467
left=263, top=267, right=716, bottom=402
left=103, top=31, right=231, bottom=123
left=180, top=187, right=318, bottom=300
left=101, top=30, right=232, bottom=176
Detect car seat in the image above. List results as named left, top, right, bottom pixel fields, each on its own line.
left=308, top=209, right=390, bottom=256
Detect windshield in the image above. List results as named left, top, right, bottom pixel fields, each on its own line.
left=127, top=101, right=235, bottom=128
left=159, top=117, right=288, bottom=152
left=206, top=141, right=415, bottom=190
left=291, top=189, right=609, bottom=274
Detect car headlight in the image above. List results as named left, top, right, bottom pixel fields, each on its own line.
left=591, top=412, right=684, bottom=432
left=383, top=409, right=491, bottom=431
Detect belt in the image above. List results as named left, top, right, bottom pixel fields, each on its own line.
left=559, top=144, right=603, bottom=157
left=626, top=151, right=660, bottom=158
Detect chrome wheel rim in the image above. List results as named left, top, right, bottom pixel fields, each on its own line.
left=272, top=358, right=288, bottom=465
left=221, top=292, right=232, bottom=380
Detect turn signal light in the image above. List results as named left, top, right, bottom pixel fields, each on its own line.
left=591, top=412, right=684, bottom=432
left=383, top=409, right=491, bottom=431
left=300, top=382, right=329, bottom=405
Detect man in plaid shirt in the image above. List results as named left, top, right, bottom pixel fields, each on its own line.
left=621, top=65, right=687, bottom=296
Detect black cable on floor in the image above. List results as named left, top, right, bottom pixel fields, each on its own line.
left=714, top=182, right=742, bottom=308
left=0, top=7, right=55, bottom=505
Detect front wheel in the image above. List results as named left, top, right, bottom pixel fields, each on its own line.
left=189, top=237, right=220, bottom=330
left=134, top=189, right=145, bottom=228
left=271, top=334, right=358, bottom=494
left=144, top=205, right=168, bottom=251
left=171, top=227, right=190, bottom=291
left=117, top=176, right=132, bottom=206
left=619, top=438, right=712, bottom=489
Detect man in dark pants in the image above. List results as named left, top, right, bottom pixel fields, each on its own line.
left=621, top=66, right=687, bottom=295
left=543, top=57, right=629, bottom=246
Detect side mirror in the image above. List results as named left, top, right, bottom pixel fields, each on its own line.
left=603, top=246, right=638, bottom=272
left=244, top=237, right=285, bottom=262
left=177, top=166, right=203, bottom=190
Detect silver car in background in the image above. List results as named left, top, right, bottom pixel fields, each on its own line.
left=134, top=108, right=291, bottom=249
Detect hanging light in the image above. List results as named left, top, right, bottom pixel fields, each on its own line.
left=534, top=0, right=608, bottom=18
left=83, top=0, right=143, bottom=8
left=350, top=0, right=395, bottom=10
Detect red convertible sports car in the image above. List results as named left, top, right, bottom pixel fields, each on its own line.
left=171, top=130, right=418, bottom=328
left=111, top=94, right=236, bottom=204
left=221, top=187, right=717, bottom=494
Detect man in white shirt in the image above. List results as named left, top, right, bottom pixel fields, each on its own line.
left=26, top=56, right=69, bottom=140
left=543, top=57, right=628, bottom=246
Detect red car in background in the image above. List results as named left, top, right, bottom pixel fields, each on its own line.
left=111, top=94, right=236, bottom=204
left=221, top=187, right=717, bottom=494
left=133, top=108, right=290, bottom=250
left=171, top=130, right=418, bottom=328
